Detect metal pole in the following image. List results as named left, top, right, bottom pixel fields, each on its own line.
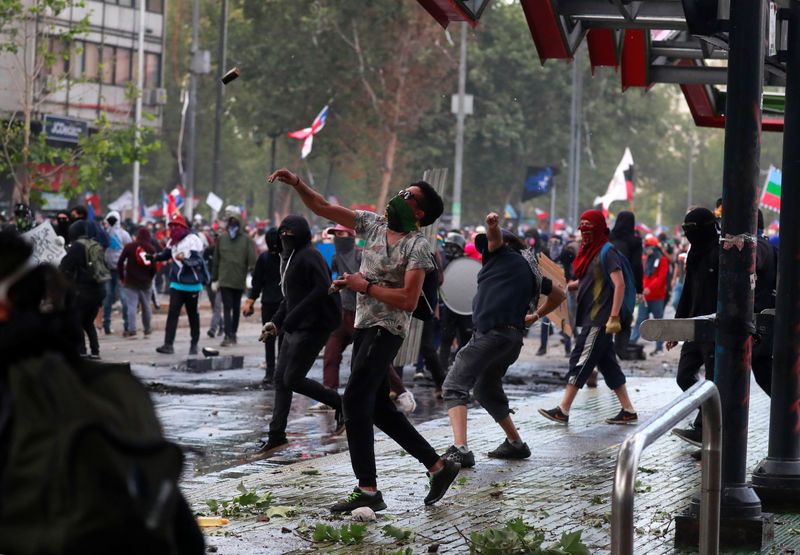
left=568, top=47, right=583, bottom=228
left=549, top=180, right=556, bottom=234
left=268, top=130, right=280, bottom=225
left=185, top=0, right=199, bottom=220
left=211, top=0, right=228, bottom=196
left=688, top=130, right=695, bottom=209
left=751, top=0, right=800, bottom=508
left=131, top=0, right=145, bottom=223
left=452, top=22, right=467, bottom=229
left=714, top=0, right=764, bottom=519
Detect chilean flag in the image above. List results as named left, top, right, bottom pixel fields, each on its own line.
left=169, top=185, right=185, bottom=209
left=288, top=105, right=329, bottom=159
left=594, top=147, right=634, bottom=217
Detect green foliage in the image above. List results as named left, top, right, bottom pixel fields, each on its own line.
left=468, top=517, right=590, bottom=554
left=204, top=482, right=278, bottom=517
left=381, top=524, right=415, bottom=542
left=311, top=522, right=367, bottom=545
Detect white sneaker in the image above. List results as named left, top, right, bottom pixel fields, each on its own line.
left=413, top=372, right=425, bottom=380
left=309, top=402, right=332, bottom=412
left=395, top=391, right=417, bottom=415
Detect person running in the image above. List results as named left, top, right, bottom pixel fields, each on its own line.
left=255, top=215, right=344, bottom=456
left=538, top=209, right=638, bottom=425
left=442, top=212, right=565, bottom=468
left=267, top=168, right=460, bottom=513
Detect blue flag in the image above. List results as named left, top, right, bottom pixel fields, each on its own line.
left=523, top=166, right=553, bottom=201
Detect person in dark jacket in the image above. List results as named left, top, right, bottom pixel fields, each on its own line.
left=608, top=211, right=644, bottom=361
left=117, top=226, right=157, bottom=337
left=751, top=209, right=778, bottom=396
left=670, top=207, right=720, bottom=446
left=59, top=220, right=106, bottom=358
left=257, top=215, right=344, bottom=456
left=243, top=227, right=284, bottom=386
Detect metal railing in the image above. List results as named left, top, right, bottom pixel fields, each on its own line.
left=611, top=380, right=722, bottom=554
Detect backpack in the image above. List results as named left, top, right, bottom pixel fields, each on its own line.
left=600, top=243, right=637, bottom=324
left=77, top=238, right=111, bottom=284
left=412, top=255, right=440, bottom=321
left=0, top=356, right=204, bottom=554
left=178, top=250, right=211, bottom=286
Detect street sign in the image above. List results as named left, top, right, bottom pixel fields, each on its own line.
left=44, top=115, right=87, bottom=144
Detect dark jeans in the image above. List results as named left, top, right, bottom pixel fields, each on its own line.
left=322, top=309, right=356, bottom=389
left=566, top=325, right=626, bottom=390
left=76, top=286, right=105, bottom=356
left=344, top=327, right=440, bottom=488
left=220, top=287, right=243, bottom=338
left=268, top=329, right=339, bottom=440
left=163, top=289, right=200, bottom=346
left=439, top=307, right=472, bottom=371
left=419, top=317, right=446, bottom=386
left=261, top=301, right=283, bottom=372
left=103, top=269, right=129, bottom=330
left=676, top=341, right=715, bottom=429
left=442, top=328, right=523, bottom=422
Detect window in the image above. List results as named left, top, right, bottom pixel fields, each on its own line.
left=144, top=52, right=161, bottom=88
left=70, top=41, right=84, bottom=79
left=115, top=47, right=131, bottom=85
left=83, top=42, right=100, bottom=81
left=147, top=0, right=163, bottom=14
left=118, top=0, right=134, bottom=7
left=47, top=38, right=67, bottom=77
left=101, top=46, right=115, bottom=84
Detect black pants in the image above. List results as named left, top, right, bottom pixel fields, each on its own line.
left=164, top=289, right=200, bottom=346
left=751, top=328, right=773, bottom=397
left=220, top=287, right=243, bottom=338
left=438, top=307, right=472, bottom=371
left=344, top=327, right=440, bottom=488
left=676, top=341, right=715, bottom=429
left=76, top=286, right=105, bottom=356
left=261, top=301, right=282, bottom=372
left=268, top=329, right=339, bottom=440
left=420, top=318, right=446, bottom=386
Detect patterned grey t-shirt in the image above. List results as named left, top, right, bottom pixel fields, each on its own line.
left=353, top=210, right=434, bottom=337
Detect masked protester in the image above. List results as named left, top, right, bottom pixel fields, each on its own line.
left=257, top=215, right=343, bottom=455
left=670, top=207, right=721, bottom=448
left=117, top=226, right=157, bottom=337
left=243, top=227, right=284, bottom=386
left=102, top=210, right=132, bottom=335
left=268, top=168, right=460, bottom=513
left=539, top=209, right=638, bottom=426
left=210, top=207, right=256, bottom=346
left=153, top=215, right=205, bottom=355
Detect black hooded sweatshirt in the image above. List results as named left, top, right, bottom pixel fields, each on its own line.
left=676, top=208, right=719, bottom=319
left=249, top=228, right=284, bottom=305
left=609, top=210, right=644, bottom=294
left=271, top=215, right=341, bottom=333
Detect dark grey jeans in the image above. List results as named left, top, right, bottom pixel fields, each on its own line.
left=442, top=328, right=523, bottom=422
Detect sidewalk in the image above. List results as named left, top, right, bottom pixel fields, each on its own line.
left=94, top=307, right=800, bottom=553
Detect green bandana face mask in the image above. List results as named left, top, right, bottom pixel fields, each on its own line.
left=385, top=196, right=420, bottom=232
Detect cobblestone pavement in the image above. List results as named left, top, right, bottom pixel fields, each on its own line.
left=94, top=301, right=800, bottom=554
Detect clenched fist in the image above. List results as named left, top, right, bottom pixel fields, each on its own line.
left=605, top=316, right=622, bottom=335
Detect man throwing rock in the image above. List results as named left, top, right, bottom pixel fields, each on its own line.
left=267, top=168, right=460, bottom=514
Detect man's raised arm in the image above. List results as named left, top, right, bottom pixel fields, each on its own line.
left=268, top=168, right=356, bottom=229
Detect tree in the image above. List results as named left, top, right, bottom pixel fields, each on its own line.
left=0, top=0, right=159, bottom=206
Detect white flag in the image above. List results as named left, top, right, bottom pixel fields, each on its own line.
left=594, top=147, right=634, bottom=210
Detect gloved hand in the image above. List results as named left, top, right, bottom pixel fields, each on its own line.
left=210, top=281, right=219, bottom=292
left=242, top=298, right=255, bottom=317
left=259, top=322, right=278, bottom=342
left=605, top=316, right=622, bottom=335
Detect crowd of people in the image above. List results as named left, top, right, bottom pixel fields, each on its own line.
left=0, top=186, right=781, bottom=521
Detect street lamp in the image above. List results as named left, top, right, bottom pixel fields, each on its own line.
left=267, top=130, right=282, bottom=224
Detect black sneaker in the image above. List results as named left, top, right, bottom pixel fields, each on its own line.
left=535, top=347, right=547, bottom=356
left=207, top=329, right=216, bottom=338
left=606, top=409, right=639, bottom=425
left=333, top=408, right=346, bottom=436
left=672, top=426, right=702, bottom=447
left=257, top=437, right=289, bottom=457
left=487, top=439, right=531, bottom=459
left=155, top=344, right=174, bottom=354
left=189, top=343, right=198, bottom=355
left=261, top=373, right=275, bottom=389
left=538, top=406, right=569, bottom=424
left=330, top=488, right=387, bottom=513
left=424, top=458, right=460, bottom=506
left=443, top=445, right=475, bottom=468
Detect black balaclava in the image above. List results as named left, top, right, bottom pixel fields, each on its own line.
left=684, top=207, right=718, bottom=263
left=612, top=210, right=635, bottom=238
left=334, top=235, right=355, bottom=254
left=277, top=215, right=312, bottom=255
left=265, top=228, right=281, bottom=254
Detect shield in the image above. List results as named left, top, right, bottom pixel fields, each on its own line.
left=440, top=257, right=481, bottom=315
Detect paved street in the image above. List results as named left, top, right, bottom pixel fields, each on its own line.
left=94, top=299, right=800, bottom=553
